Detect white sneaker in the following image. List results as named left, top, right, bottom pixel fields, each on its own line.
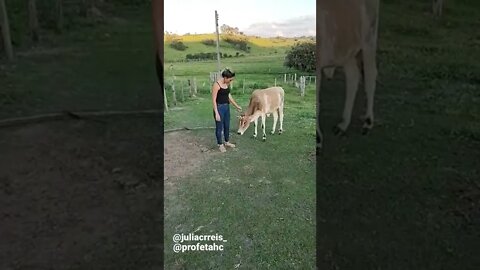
left=219, top=144, right=226, bottom=152
left=224, top=142, right=236, bottom=148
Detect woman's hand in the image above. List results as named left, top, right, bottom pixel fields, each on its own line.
left=215, top=113, right=221, bottom=121
left=236, top=106, right=242, bottom=112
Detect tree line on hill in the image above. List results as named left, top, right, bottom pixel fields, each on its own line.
left=165, top=23, right=252, bottom=54
left=165, top=23, right=315, bottom=72
left=185, top=51, right=245, bottom=61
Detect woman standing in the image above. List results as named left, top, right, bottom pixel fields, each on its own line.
left=212, top=68, right=242, bottom=152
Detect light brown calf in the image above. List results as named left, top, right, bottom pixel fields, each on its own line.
left=317, top=0, right=380, bottom=151
left=237, top=87, right=285, bottom=141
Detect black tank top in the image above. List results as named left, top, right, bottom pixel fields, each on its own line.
left=215, top=82, right=230, bottom=104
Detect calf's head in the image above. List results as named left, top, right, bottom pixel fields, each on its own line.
left=237, top=114, right=252, bottom=135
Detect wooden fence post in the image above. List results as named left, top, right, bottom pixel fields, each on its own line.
left=193, top=77, right=197, bottom=95
left=164, top=88, right=169, bottom=111
left=180, top=82, right=185, bottom=102
left=188, top=79, right=193, bottom=97
left=300, top=76, right=306, bottom=97
left=172, top=82, right=177, bottom=106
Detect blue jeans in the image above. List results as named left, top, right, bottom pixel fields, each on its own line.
left=213, top=103, right=230, bottom=145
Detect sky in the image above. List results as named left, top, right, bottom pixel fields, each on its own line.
left=164, top=0, right=315, bottom=37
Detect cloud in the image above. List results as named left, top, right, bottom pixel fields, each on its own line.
left=242, top=15, right=315, bottom=38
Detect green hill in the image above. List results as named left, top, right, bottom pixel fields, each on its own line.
left=164, top=33, right=314, bottom=62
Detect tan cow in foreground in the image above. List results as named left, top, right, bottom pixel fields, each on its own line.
left=316, top=0, right=380, bottom=151
left=237, top=87, right=285, bottom=141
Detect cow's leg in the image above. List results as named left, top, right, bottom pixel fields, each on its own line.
left=278, top=106, right=284, bottom=134
left=261, top=114, right=267, bottom=141
left=361, top=45, right=378, bottom=135
left=253, top=118, right=258, bottom=138
left=334, top=57, right=360, bottom=136
left=271, top=110, right=278, bottom=135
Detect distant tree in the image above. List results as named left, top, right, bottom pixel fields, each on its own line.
left=220, top=24, right=241, bottom=35
left=220, top=24, right=249, bottom=52
left=0, top=0, right=13, bottom=60
left=202, top=39, right=215, bottom=46
left=170, top=40, right=187, bottom=51
left=185, top=52, right=228, bottom=61
left=165, top=32, right=179, bottom=43
left=284, top=41, right=315, bottom=72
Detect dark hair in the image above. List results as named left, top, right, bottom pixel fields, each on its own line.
left=221, top=68, right=235, bottom=78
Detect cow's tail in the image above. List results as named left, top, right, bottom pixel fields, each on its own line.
left=280, top=87, right=285, bottom=106
left=278, top=87, right=285, bottom=115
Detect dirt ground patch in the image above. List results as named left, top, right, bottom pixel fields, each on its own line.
left=0, top=118, right=163, bottom=269
left=164, top=131, right=218, bottom=193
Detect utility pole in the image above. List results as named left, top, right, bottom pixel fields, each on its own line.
left=214, top=10, right=221, bottom=73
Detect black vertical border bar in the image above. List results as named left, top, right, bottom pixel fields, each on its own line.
left=152, top=0, right=165, bottom=267
left=315, top=1, right=322, bottom=269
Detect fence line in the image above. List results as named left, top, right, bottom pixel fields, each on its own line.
left=164, top=72, right=316, bottom=109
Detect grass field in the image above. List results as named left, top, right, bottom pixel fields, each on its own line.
left=163, top=33, right=317, bottom=268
